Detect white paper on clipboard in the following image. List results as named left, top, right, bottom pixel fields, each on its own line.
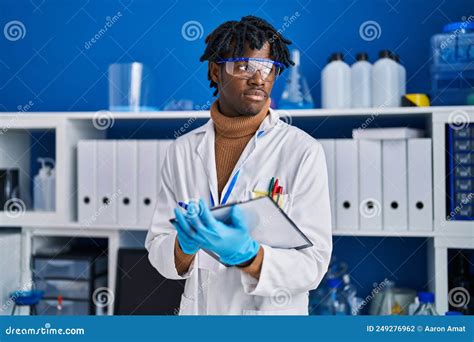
left=169, top=196, right=312, bottom=251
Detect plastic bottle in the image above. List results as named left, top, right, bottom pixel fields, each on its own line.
left=431, top=22, right=474, bottom=105
left=321, top=52, right=351, bottom=109
left=372, top=50, right=400, bottom=107
left=392, top=53, right=406, bottom=98
left=319, top=278, right=350, bottom=315
left=350, top=52, right=372, bottom=108
left=33, top=158, right=56, bottom=211
left=278, top=49, right=314, bottom=109
left=413, top=292, right=438, bottom=315
left=408, top=296, right=420, bottom=315
left=342, top=274, right=362, bottom=315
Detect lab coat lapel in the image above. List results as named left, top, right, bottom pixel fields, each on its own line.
left=195, top=119, right=219, bottom=206
left=195, top=109, right=280, bottom=206
left=218, top=108, right=281, bottom=203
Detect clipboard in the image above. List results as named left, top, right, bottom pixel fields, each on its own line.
left=169, top=196, right=313, bottom=264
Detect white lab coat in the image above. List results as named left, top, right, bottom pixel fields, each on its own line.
left=145, top=108, right=332, bottom=315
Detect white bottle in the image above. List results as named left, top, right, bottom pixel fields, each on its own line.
left=33, top=157, right=56, bottom=211
left=351, top=52, right=372, bottom=108
left=372, top=50, right=400, bottom=107
left=321, top=52, right=351, bottom=109
left=393, top=54, right=407, bottom=97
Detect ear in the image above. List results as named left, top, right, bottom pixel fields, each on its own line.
left=209, top=62, right=220, bottom=85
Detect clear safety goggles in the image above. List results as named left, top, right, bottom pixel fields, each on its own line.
left=215, top=57, right=284, bottom=82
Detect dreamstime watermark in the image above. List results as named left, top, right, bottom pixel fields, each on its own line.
left=84, top=11, right=123, bottom=50
left=92, top=287, right=115, bottom=308
left=441, top=16, right=474, bottom=49
left=181, top=20, right=203, bottom=41
left=359, top=198, right=382, bottom=218
left=269, top=11, right=300, bottom=44
left=448, top=287, right=470, bottom=308
left=270, top=287, right=292, bottom=307
left=444, top=193, right=473, bottom=225
left=0, top=100, right=34, bottom=135
left=359, top=20, right=382, bottom=41
left=184, top=198, right=205, bottom=219
left=82, top=189, right=122, bottom=226
left=4, top=20, right=26, bottom=41
left=352, top=104, right=387, bottom=136
left=448, top=109, right=470, bottom=131
left=1, top=281, right=33, bottom=313
left=353, top=278, right=390, bottom=314
left=92, top=110, right=115, bottom=130
left=3, top=198, right=26, bottom=218
left=173, top=100, right=211, bottom=138
left=4, top=323, right=85, bottom=336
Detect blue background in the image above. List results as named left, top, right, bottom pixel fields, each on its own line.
left=0, top=0, right=471, bottom=111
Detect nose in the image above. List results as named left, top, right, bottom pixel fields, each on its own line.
left=248, top=70, right=265, bottom=86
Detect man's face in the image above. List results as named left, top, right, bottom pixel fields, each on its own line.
left=210, top=42, right=276, bottom=117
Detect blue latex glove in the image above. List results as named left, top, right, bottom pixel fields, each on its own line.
left=173, top=207, right=200, bottom=255
left=181, top=199, right=260, bottom=266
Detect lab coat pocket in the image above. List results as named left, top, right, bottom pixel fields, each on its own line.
left=248, top=190, right=293, bottom=214
left=178, top=294, right=195, bottom=315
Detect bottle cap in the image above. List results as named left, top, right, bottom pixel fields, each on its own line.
left=392, top=53, right=401, bottom=63
left=418, top=291, right=435, bottom=303
left=379, top=50, right=393, bottom=59
left=328, top=52, right=344, bottom=63
left=355, top=52, right=369, bottom=61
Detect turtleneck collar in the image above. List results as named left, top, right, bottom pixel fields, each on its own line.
left=210, top=98, right=271, bottom=138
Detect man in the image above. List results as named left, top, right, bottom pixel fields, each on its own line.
left=145, top=15, right=332, bottom=315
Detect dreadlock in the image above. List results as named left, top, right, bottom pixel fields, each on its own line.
left=200, top=15, right=294, bottom=96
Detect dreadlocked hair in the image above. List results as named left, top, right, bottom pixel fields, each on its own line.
left=200, top=15, right=294, bottom=96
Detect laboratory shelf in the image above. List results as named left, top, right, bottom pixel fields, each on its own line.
left=15, top=222, right=438, bottom=237
left=333, top=230, right=436, bottom=237
left=0, top=104, right=473, bottom=316
left=0, top=105, right=473, bottom=123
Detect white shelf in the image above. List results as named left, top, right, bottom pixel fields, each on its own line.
left=12, top=220, right=439, bottom=237
left=333, top=229, right=435, bottom=237
left=0, top=105, right=473, bottom=123
left=19, top=222, right=149, bottom=231
left=1, top=105, right=472, bottom=317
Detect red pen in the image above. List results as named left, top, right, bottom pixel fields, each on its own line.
left=271, top=178, right=279, bottom=199
left=276, top=186, right=283, bottom=206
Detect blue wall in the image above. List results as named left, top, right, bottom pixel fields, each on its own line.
left=0, top=0, right=471, bottom=111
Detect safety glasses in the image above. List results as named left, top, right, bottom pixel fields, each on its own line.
left=215, top=57, right=284, bottom=82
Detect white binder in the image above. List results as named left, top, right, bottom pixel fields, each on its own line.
left=407, top=139, right=433, bottom=231
left=96, top=140, right=117, bottom=225
left=382, top=140, right=408, bottom=231
left=335, top=139, right=359, bottom=231
left=138, top=140, right=158, bottom=226
left=117, top=140, right=138, bottom=225
left=319, top=139, right=336, bottom=230
left=358, top=139, right=383, bottom=231
left=77, top=140, right=97, bottom=225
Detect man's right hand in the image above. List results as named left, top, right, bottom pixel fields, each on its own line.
left=174, top=207, right=200, bottom=255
